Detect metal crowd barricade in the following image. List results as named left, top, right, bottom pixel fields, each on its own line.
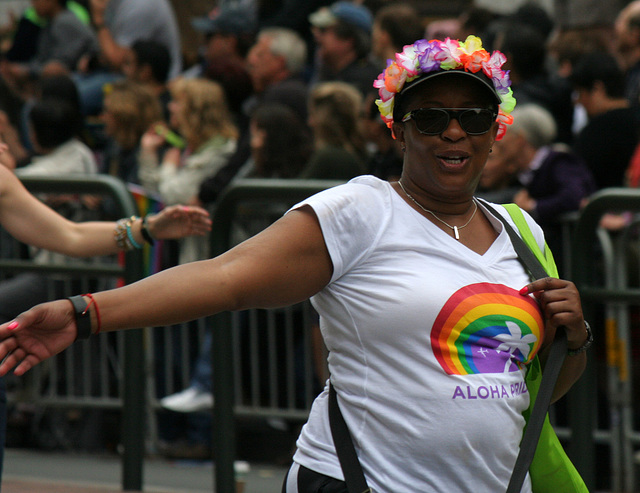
left=569, top=187, right=640, bottom=492
left=1, top=175, right=145, bottom=491
left=207, top=179, right=343, bottom=493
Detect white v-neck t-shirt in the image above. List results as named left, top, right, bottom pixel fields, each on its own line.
left=292, top=175, right=545, bottom=492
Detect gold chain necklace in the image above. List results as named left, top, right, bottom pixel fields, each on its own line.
left=397, top=180, right=478, bottom=241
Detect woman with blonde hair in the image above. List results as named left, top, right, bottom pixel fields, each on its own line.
left=139, top=77, right=238, bottom=263
left=300, top=81, right=368, bottom=180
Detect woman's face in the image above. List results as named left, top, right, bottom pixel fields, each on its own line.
left=393, top=76, right=498, bottom=203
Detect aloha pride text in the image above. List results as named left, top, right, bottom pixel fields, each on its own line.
left=452, top=381, right=528, bottom=400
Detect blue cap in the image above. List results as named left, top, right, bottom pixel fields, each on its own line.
left=309, top=1, right=373, bottom=33
left=191, top=5, right=256, bottom=35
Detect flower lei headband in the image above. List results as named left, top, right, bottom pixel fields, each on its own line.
left=374, top=35, right=516, bottom=140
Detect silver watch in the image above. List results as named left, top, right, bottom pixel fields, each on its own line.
left=567, top=320, right=593, bottom=356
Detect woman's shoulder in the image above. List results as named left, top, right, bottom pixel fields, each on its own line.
left=298, top=176, right=394, bottom=279
left=479, top=199, right=547, bottom=249
left=319, top=175, right=392, bottom=198
left=302, top=175, right=394, bottom=219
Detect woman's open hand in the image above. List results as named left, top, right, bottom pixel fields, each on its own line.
left=146, top=204, right=211, bottom=240
left=0, top=300, right=78, bottom=376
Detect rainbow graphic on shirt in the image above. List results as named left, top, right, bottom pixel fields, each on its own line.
left=431, top=283, right=544, bottom=375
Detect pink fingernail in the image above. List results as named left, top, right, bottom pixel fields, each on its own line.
left=7, top=321, right=18, bottom=330
left=519, top=286, right=529, bottom=296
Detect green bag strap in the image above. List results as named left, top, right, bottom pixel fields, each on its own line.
left=499, top=203, right=587, bottom=491
left=502, top=203, right=559, bottom=278
left=524, top=359, right=588, bottom=492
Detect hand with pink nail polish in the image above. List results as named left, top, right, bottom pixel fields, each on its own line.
left=0, top=300, right=77, bottom=376
left=519, top=277, right=585, bottom=350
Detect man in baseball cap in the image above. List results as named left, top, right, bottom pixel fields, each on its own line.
left=308, top=1, right=379, bottom=96
left=186, top=5, right=255, bottom=114
left=309, top=1, right=373, bottom=33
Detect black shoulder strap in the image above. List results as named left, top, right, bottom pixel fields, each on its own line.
left=480, top=201, right=549, bottom=280
left=481, top=201, right=568, bottom=493
left=328, top=383, right=371, bottom=493
left=508, top=327, right=567, bottom=492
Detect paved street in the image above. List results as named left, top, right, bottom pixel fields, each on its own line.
left=2, top=447, right=288, bottom=493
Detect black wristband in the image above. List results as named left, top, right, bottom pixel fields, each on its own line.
left=141, top=215, right=155, bottom=245
left=68, top=295, right=92, bottom=341
left=567, top=320, right=593, bottom=356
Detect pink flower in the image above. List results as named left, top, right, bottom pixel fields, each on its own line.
left=395, top=45, right=420, bottom=77
left=435, top=38, right=462, bottom=70
left=484, top=51, right=507, bottom=78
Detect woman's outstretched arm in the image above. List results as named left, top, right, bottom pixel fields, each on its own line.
left=0, top=206, right=333, bottom=376
left=0, top=165, right=211, bottom=257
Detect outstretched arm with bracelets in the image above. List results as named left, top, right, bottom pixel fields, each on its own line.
left=0, top=155, right=211, bottom=258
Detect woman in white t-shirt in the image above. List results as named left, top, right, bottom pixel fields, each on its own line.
left=0, top=36, right=591, bottom=492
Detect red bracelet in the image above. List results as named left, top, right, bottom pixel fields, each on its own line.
left=83, top=293, right=102, bottom=335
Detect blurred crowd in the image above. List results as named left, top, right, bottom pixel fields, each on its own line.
left=1, top=0, right=640, bottom=459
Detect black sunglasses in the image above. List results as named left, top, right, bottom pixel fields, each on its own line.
left=402, top=107, right=498, bottom=135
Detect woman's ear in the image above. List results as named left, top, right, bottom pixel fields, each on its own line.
left=392, top=122, right=404, bottom=145
left=489, top=120, right=500, bottom=145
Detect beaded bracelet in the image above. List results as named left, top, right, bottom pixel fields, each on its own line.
left=114, top=216, right=141, bottom=250
left=126, top=220, right=143, bottom=249
left=114, top=218, right=130, bottom=250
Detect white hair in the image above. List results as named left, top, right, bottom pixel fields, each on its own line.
left=509, top=104, right=557, bottom=148
left=258, top=27, right=307, bottom=75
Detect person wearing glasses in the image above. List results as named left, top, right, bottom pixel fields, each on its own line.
left=0, top=37, right=590, bottom=492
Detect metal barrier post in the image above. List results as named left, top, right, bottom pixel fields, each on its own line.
left=209, top=179, right=343, bottom=493
left=570, top=187, right=640, bottom=491
left=21, top=175, right=145, bottom=491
